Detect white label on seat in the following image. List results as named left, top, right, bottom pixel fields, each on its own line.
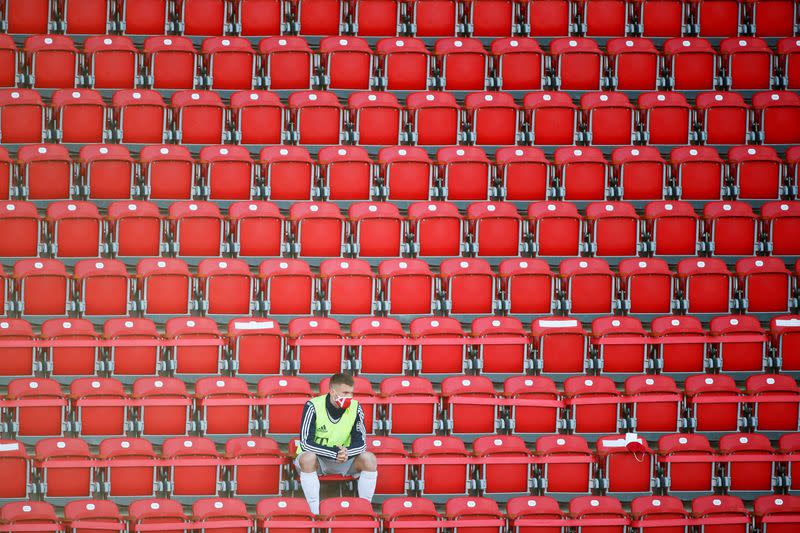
left=338, top=149, right=346, bottom=156
left=219, top=261, right=228, bottom=268
left=646, top=378, right=654, bottom=385
left=467, top=501, right=476, bottom=508
left=398, top=262, right=408, bottom=268
left=189, top=204, right=198, bottom=211
left=574, top=149, right=582, bottom=156
left=154, top=381, right=163, bottom=387
left=30, top=382, right=39, bottom=389
left=492, top=319, right=501, bottom=327
left=401, top=380, right=410, bottom=386
left=0, top=322, right=7, bottom=329
left=164, top=39, right=172, bottom=45
left=310, top=205, right=319, bottom=212
left=308, top=94, right=317, bottom=101
left=515, top=149, right=523, bottom=156
left=279, top=262, right=289, bottom=269
left=682, top=40, right=690, bottom=46
left=309, top=320, right=318, bottom=327
left=428, top=204, right=437, bottom=211
left=547, top=204, right=556, bottom=211
left=605, top=204, right=614, bottom=211
left=430, top=321, right=439, bottom=327
left=0, top=443, right=20, bottom=451
left=494, top=438, right=503, bottom=445
left=63, top=322, right=72, bottom=329
left=612, top=320, right=621, bottom=327
left=585, top=379, right=593, bottom=386
left=462, top=379, right=470, bottom=386
left=528, top=500, right=537, bottom=507
left=705, top=378, right=714, bottom=384
left=519, top=261, right=528, bottom=268
left=631, top=149, right=639, bottom=156
left=579, top=261, right=588, bottom=268
left=57, top=441, right=66, bottom=448
left=4, top=205, right=13, bottom=211
left=186, top=320, right=196, bottom=327
left=715, top=94, right=723, bottom=101
left=569, top=40, right=577, bottom=47
left=157, top=261, right=167, bottom=267
left=600, top=94, right=608, bottom=102
left=373, top=439, right=382, bottom=447
left=278, top=501, right=287, bottom=508
left=525, top=379, right=533, bottom=386
left=776, top=499, right=784, bottom=505
left=151, top=503, right=160, bottom=509
left=652, top=500, right=661, bottom=507
left=697, top=261, right=706, bottom=268
left=248, top=204, right=258, bottom=211
left=368, top=205, right=377, bottom=212
left=755, top=260, right=764, bottom=267
left=95, top=262, right=104, bottom=269
left=396, top=40, right=404, bottom=47
left=456, top=149, right=465, bottom=156
left=216, top=380, right=225, bottom=387
left=91, top=381, right=100, bottom=388
left=748, top=148, right=756, bottom=155
left=279, top=149, right=289, bottom=155
left=191, top=93, right=200, bottom=100
left=485, top=94, right=493, bottom=101
left=371, top=320, right=380, bottom=327
left=121, top=441, right=130, bottom=448
left=657, top=94, right=665, bottom=101
left=625, top=40, right=634, bottom=47
left=679, top=437, right=688, bottom=444
left=713, top=499, right=721, bottom=506
left=723, top=204, right=732, bottom=211
left=772, top=94, right=780, bottom=101
left=689, top=149, right=697, bottom=156
left=730, top=318, right=738, bottom=325
left=487, top=204, right=496, bottom=212
left=403, top=501, right=412, bottom=508
left=433, top=439, right=442, bottom=446
left=234, top=321, right=274, bottom=330
left=671, top=319, right=680, bottom=326
left=67, top=204, right=77, bottom=211
left=278, top=39, right=287, bottom=46
left=426, top=94, right=434, bottom=101
left=250, top=93, right=259, bottom=100
left=86, top=503, right=95, bottom=511
left=398, top=149, right=407, bottom=156
left=510, top=40, right=518, bottom=47
left=556, top=438, right=565, bottom=445
left=160, top=148, right=169, bottom=154
left=44, top=38, right=53, bottom=44
left=538, top=319, right=578, bottom=328
left=10, top=91, right=19, bottom=98
left=766, top=377, right=775, bottom=384
left=279, top=380, right=288, bottom=386
left=775, top=319, right=800, bottom=327
left=590, top=500, right=599, bottom=507
left=184, top=440, right=193, bottom=447
left=739, top=40, right=747, bottom=46
left=220, top=148, right=229, bottom=155
left=340, top=261, right=349, bottom=269
left=99, top=147, right=108, bottom=154
left=460, top=261, right=468, bottom=268
left=214, top=502, right=224, bottom=509
left=341, top=501, right=350, bottom=508
left=454, top=40, right=463, bottom=47
left=222, top=39, right=230, bottom=46
left=542, top=94, right=551, bottom=101
left=38, top=147, right=46, bottom=154
left=22, top=506, right=31, bottom=512
left=638, top=261, right=647, bottom=268
left=34, top=262, right=43, bottom=269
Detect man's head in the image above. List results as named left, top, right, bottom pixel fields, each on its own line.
left=329, top=373, right=355, bottom=409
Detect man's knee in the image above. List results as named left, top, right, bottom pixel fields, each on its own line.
left=356, top=451, right=377, bottom=471
left=298, top=452, right=318, bottom=472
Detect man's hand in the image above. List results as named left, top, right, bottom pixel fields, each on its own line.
left=336, top=446, right=348, bottom=463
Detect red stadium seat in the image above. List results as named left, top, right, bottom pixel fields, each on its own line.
left=46, top=202, right=102, bottom=258
left=531, top=316, right=587, bottom=374
left=80, top=145, right=135, bottom=201
left=228, top=201, right=285, bottom=257
left=670, top=146, right=725, bottom=200
left=64, top=498, right=124, bottom=533
left=778, top=38, right=800, bottom=89
left=352, top=0, right=401, bottom=36
left=197, top=258, right=256, bottom=316
left=177, top=0, right=227, bottom=35
left=471, top=316, right=529, bottom=374
left=703, top=201, right=757, bottom=256
left=112, top=90, right=167, bottom=145
left=318, top=145, right=374, bottom=200
left=0, top=201, right=42, bottom=258
left=379, top=376, right=440, bottom=436
left=677, top=257, right=733, bottom=314
left=638, top=91, right=692, bottom=145
left=464, top=91, right=521, bottom=146
left=132, top=378, right=191, bottom=437
left=257, top=376, right=312, bottom=435
left=549, top=38, right=603, bottom=90
left=5, top=0, right=51, bottom=34
left=107, top=201, right=165, bottom=258
left=288, top=91, right=343, bottom=145
left=611, top=147, right=667, bottom=200
left=237, top=0, right=283, bottom=35
left=192, top=498, right=252, bottom=533
left=746, top=374, right=800, bottom=431
left=259, top=146, right=314, bottom=201
left=527, top=202, right=582, bottom=257
left=410, top=316, right=467, bottom=376
left=504, top=376, right=562, bottom=434
left=752, top=91, right=800, bottom=144
left=554, top=147, right=609, bottom=201
left=0, top=89, right=45, bottom=143
left=409, top=0, right=458, bottom=36
left=348, top=202, right=404, bottom=257
left=592, top=316, right=649, bottom=374
left=161, top=437, right=221, bottom=496
left=201, top=37, right=258, bottom=91
left=507, top=495, right=566, bottom=530
left=382, top=496, right=440, bottom=524
left=469, top=0, right=516, bottom=36
left=121, top=0, right=169, bottom=34
left=13, top=259, right=69, bottom=316
left=226, top=436, right=284, bottom=496
left=685, top=373, right=744, bottom=432
left=626, top=374, right=682, bottom=433
left=258, top=259, right=315, bottom=315
left=606, top=38, right=661, bottom=90
left=199, top=145, right=256, bottom=200
left=468, top=202, right=523, bottom=257
left=559, top=258, right=615, bottom=314
left=711, top=314, right=767, bottom=372
left=73, top=259, right=132, bottom=317
left=18, top=144, right=74, bottom=200
left=434, top=38, right=490, bottom=91
left=168, top=201, right=224, bottom=257
left=564, top=375, right=622, bottom=434
left=736, top=257, right=792, bottom=313
left=407, top=201, right=464, bottom=257
left=99, top=437, right=158, bottom=497
left=83, top=36, right=137, bottom=90
left=104, top=318, right=161, bottom=377
left=581, top=92, right=635, bottom=146
left=412, top=436, right=471, bottom=495
left=230, top=91, right=284, bottom=145
left=762, top=201, right=800, bottom=256
left=491, top=38, right=544, bottom=90
left=165, top=317, right=223, bottom=376
left=535, top=434, right=594, bottom=494
left=297, top=0, right=343, bottom=35
left=228, top=317, right=284, bottom=377
left=720, top=37, right=775, bottom=90
left=24, top=35, right=79, bottom=89
left=728, top=145, right=782, bottom=200
left=375, top=38, right=430, bottom=91
left=495, top=147, right=550, bottom=201
left=378, top=258, right=435, bottom=315
left=585, top=201, right=640, bottom=257
left=437, top=147, right=492, bottom=201
left=406, top=91, right=462, bottom=146
left=288, top=317, right=345, bottom=376
left=695, top=91, right=751, bottom=146
left=446, top=497, right=504, bottom=531
left=136, top=258, right=193, bottom=316
left=0, top=319, right=36, bottom=376
left=499, top=258, right=554, bottom=315
left=319, top=258, right=377, bottom=316
left=259, top=36, right=314, bottom=90
left=695, top=0, right=743, bottom=36
left=290, top=202, right=345, bottom=258
left=128, top=499, right=188, bottom=533
left=596, top=434, right=655, bottom=494
left=6, top=378, right=66, bottom=437
left=195, top=376, right=254, bottom=436
left=439, top=258, right=496, bottom=315
left=319, top=36, right=374, bottom=90
left=569, top=496, right=628, bottom=532
left=51, top=89, right=107, bottom=144
left=348, top=317, right=407, bottom=376
left=34, top=438, right=93, bottom=498
left=349, top=92, right=403, bottom=146
left=719, top=433, right=777, bottom=493
left=754, top=494, right=800, bottom=533
left=170, top=90, right=225, bottom=145
left=143, top=36, right=198, bottom=90
left=618, top=258, right=674, bottom=314
left=663, top=37, right=718, bottom=90
left=257, top=498, right=314, bottom=530
left=524, top=91, right=578, bottom=145
left=42, top=319, right=99, bottom=377
left=441, top=375, right=499, bottom=434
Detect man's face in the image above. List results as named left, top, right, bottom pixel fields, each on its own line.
left=330, top=382, right=354, bottom=408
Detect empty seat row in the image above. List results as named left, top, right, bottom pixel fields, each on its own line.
left=2, top=253, right=799, bottom=319
left=3, top=142, right=799, bottom=205
left=3, top=0, right=797, bottom=38
left=3, top=428, right=800, bottom=499
left=6, top=34, right=800, bottom=93
left=1, top=370, right=798, bottom=440
left=4, top=90, right=800, bottom=151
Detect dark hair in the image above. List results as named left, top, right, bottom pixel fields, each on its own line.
left=329, top=373, right=354, bottom=388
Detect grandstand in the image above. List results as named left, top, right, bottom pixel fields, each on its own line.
left=0, top=0, right=800, bottom=530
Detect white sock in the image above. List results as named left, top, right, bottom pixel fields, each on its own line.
left=299, top=471, right=320, bottom=515
left=357, top=470, right=378, bottom=502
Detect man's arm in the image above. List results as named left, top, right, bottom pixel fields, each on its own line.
left=299, top=401, right=339, bottom=459
left=345, top=404, right=367, bottom=458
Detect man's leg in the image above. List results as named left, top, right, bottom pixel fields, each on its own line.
left=353, top=452, right=378, bottom=503
left=297, top=452, right=321, bottom=514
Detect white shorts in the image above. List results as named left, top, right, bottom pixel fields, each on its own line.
left=294, top=453, right=359, bottom=476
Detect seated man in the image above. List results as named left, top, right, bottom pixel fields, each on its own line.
left=295, top=372, right=378, bottom=514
